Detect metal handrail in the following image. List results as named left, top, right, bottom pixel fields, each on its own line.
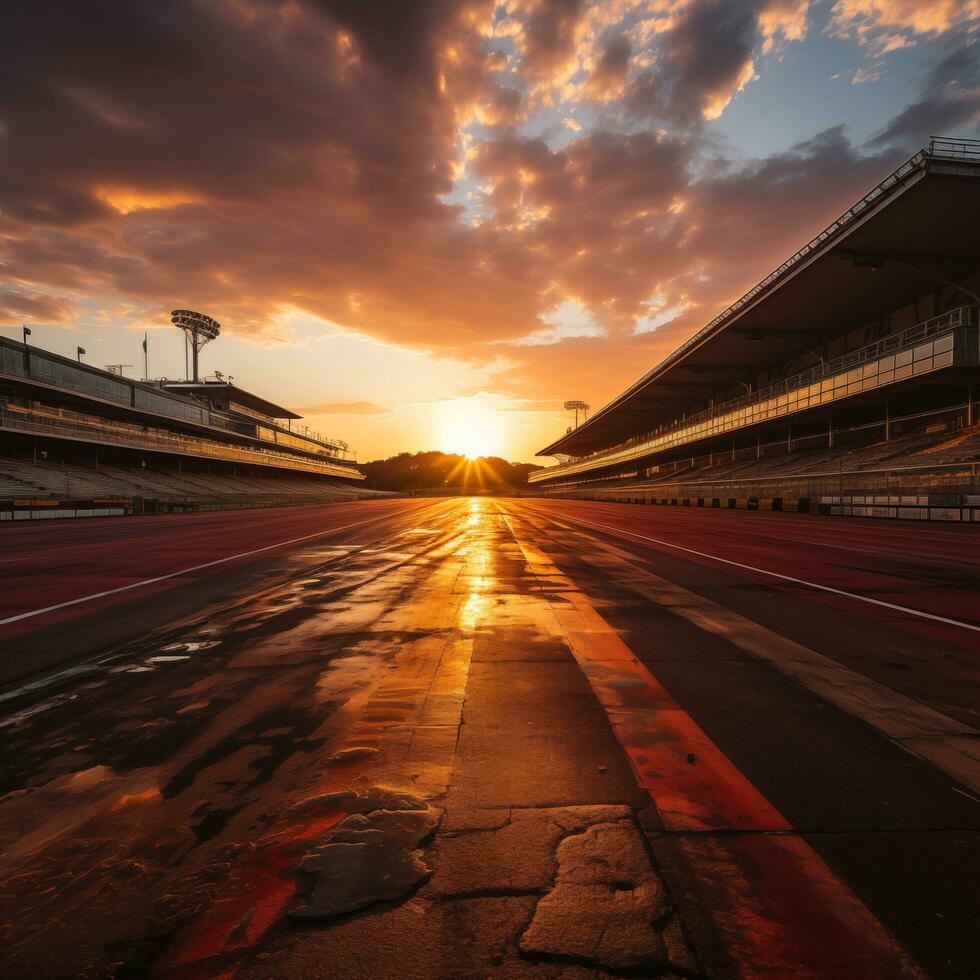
left=546, top=307, right=973, bottom=470
left=929, top=136, right=980, bottom=159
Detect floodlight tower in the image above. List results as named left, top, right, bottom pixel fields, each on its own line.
left=563, top=399, right=590, bottom=428
left=170, top=309, right=221, bottom=382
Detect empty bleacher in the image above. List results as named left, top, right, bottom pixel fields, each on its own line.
left=0, top=456, right=387, bottom=518
left=1, top=332, right=380, bottom=520
left=539, top=424, right=980, bottom=520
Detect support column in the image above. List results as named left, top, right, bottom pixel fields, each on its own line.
left=756, top=433, right=761, bottom=460
left=884, top=401, right=890, bottom=442
left=828, top=415, right=834, bottom=448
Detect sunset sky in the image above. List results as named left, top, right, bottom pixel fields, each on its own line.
left=2, top=0, right=978, bottom=462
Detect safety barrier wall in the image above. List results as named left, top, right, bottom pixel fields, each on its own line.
left=0, top=500, right=129, bottom=520
left=546, top=463, right=980, bottom=522
left=0, top=494, right=380, bottom=521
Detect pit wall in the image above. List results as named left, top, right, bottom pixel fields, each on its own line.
left=551, top=491, right=979, bottom=522
left=0, top=493, right=386, bottom=521
left=0, top=499, right=129, bottom=520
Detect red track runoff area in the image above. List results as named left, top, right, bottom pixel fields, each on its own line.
left=0, top=499, right=431, bottom=639
left=518, top=498, right=980, bottom=638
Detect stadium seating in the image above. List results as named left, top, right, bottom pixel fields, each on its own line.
left=540, top=426, right=980, bottom=518
left=0, top=456, right=387, bottom=510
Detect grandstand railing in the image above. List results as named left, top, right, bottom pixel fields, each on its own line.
left=530, top=307, right=976, bottom=483
left=929, top=136, right=980, bottom=159
left=0, top=402, right=364, bottom=480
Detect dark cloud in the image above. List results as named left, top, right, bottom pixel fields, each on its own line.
left=585, top=33, right=632, bottom=99
left=517, top=0, right=587, bottom=82
left=0, top=0, right=494, bottom=226
left=478, top=84, right=525, bottom=126
left=626, top=0, right=762, bottom=125
left=868, top=44, right=980, bottom=150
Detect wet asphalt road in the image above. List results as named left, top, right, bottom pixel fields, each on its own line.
left=0, top=498, right=977, bottom=978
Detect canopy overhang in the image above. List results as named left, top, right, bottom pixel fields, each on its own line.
left=163, top=381, right=302, bottom=421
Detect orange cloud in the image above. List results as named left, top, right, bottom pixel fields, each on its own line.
left=829, top=0, right=979, bottom=37
left=95, top=187, right=205, bottom=215
left=299, top=401, right=391, bottom=416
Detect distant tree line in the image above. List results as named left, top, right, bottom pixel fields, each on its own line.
left=360, top=451, right=542, bottom=492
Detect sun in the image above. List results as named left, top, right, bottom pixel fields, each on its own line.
left=437, top=400, right=502, bottom=460
left=443, top=429, right=494, bottom=460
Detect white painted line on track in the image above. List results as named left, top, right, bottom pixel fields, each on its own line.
left=0, top=504, right=432, bottom=628
left=527, top=508, right=980, bottom=633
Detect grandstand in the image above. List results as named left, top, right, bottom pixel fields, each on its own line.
left=530, top=137, right=980, bottom=522
left=0, top=328, right=383, bottom=520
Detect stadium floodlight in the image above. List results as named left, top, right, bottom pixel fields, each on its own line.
left=171, top=309, right=221, bottom=382
left=563, top=399, right=590, bottom=427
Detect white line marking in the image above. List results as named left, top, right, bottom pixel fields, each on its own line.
left=525, top=507, right=980, bottom=633
left=0, top=505, right=429, bottom=628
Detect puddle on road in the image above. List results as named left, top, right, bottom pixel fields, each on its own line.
left=160, top=640, right=222, bottom=654
left=0, top=663, right=99, bottom=707
left=0, top=693, right=78, bottom=731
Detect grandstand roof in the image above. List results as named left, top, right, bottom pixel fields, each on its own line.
left=163, top=381, right=302, bottom=420
left=539, top=137, right=980, bottom=458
